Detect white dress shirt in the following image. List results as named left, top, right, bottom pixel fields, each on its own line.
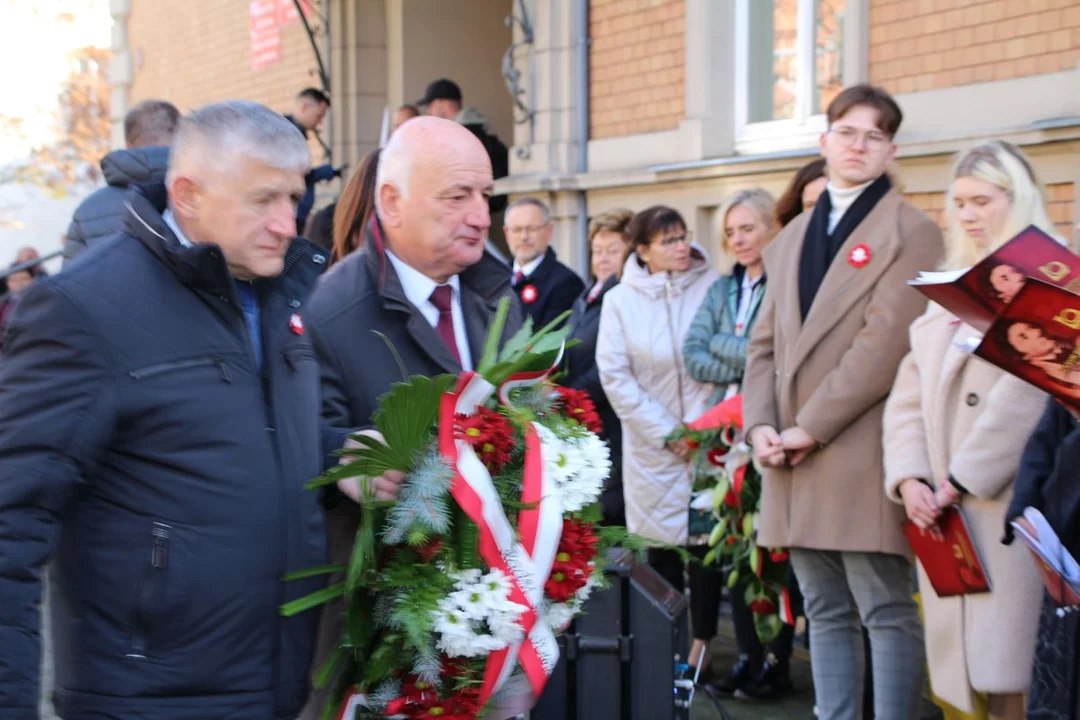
left=512, top=253, right=545, bottom=280
left=385, top=249, right=473, bottom=370
left=734, top=270, right=762, bottom=334
left=826, top=179, right=874, bottom=234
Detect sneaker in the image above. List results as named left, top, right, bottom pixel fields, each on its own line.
left=742, top=653, right=794, bottom=700
left=714, top=653, right=755, bottom=696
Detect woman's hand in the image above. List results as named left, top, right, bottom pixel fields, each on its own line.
left=934, top=477, right=963, bottom=509
left=899, top=478, right=941, bottom=530
left=666, top=438, right=690, bottom=459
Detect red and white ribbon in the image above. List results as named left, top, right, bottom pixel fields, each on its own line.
left=438, top=371, right=563, bottom=707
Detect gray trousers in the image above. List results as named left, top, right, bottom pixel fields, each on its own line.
left=790, top=549, right=925, bottom=720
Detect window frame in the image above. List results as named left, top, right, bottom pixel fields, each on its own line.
left=733, top=0, right=861, bottom=155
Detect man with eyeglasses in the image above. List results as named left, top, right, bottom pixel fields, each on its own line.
left=743, top=83, right=944, bottom=720
left=504, top=197, right=584, bottom=328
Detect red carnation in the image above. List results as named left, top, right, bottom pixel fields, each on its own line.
left=545, top=519, right=597, bottom=602
left=415, top=538, right=444, bottom=563
left=725, top=536, right=738, bottom=546
left=749, top=598, right=777, bottom=615
left=706, top=447, right=727, bottom=466
left=454, top=407, right=515, bottom=473
left=769, top=549, right=789, bottom=563
left=724, top=489, right=739, bottom=508
left=556, top=387, right=604, bottom=434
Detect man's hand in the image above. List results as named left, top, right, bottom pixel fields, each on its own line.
left=749, top=425, right=786, bottom=468
left=335, top=430, right=405, bottom=503
left=899, top=478, right=941, bottom=531
left=780, top=426, right=818, bottom=467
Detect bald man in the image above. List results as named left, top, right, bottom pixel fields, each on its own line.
left=300, top=117, right=524, bottom=718
left=0, top=101, right=335, bottom=719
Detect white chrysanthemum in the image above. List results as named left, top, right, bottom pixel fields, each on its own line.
left=550, top=432, right=608, bottom=512
left=433, top=568, right=527, bottom=658
left=477, top=569, right=514, bottom=606
left=544, top=600, right=576, bottom=631
left=544, top=435, right=585, bottom=482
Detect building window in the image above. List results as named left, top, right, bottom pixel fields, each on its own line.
left=736, top=0, right=851, bottom=151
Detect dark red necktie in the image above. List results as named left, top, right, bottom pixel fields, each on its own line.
left=512, top=270, right=524, bottom=285
left=429, top=285, right=461, bottom=366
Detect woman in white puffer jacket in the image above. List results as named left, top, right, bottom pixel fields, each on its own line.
left=597, top=204, right=718, bottom=584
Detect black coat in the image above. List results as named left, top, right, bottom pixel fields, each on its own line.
left=1006, top=399, right=1080, bottom=720
left=307, top=219, right=525, bottom=455
left=1006, top=398, right=1080, bottom=556
left=565, top=276, right=624, bottom=526
left=62, top=146, right=170, bottom=267
left=300, top=220, right=524, bottom=718
left=0, top=184, right=330, bottom=720
left=512, top=247, right=584, bottom=330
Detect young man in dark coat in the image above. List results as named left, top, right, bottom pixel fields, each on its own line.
left=0, top=101, right=336, bottom=720
left=300, top=116, right=524, bottom=719
left=62, top=99, right=179, bottom=267
left=504, top=197, right=584, bottom=329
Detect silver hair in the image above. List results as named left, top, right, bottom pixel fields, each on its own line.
left=374, top=127, right=413, bottom=218
left=166, top=100, right=310, bottom=183
left=505, top=197, right=551, bottom=224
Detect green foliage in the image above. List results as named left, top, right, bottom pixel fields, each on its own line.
left=281, top=564, right=346, bottom=582
left=280, top=582, right=345, bottom=617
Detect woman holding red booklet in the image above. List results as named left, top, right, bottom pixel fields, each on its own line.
left=883, top=141, right=1065, bottom=720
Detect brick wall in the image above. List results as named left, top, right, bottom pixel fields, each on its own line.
left=906, top=182, right=1075, bottom=239
left=869, top=0, right=1080, bottom=94
left=127, top=0, right=319, bottom=122
left=590, top=0, right=685, bottom=139
left=1047, top=182, right=1077, bottom=240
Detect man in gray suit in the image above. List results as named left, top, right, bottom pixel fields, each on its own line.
left=300, top=116, right=523, bottom=718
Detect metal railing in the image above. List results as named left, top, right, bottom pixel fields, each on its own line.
left=0, top=248, right=62, bottom=303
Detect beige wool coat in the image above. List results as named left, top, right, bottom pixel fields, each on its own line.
left=742, top=189, right=944, bottom=555
left=883, top=304, right=1046, bottom=712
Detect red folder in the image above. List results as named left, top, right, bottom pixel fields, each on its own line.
left=910, top=225, right=1079, bottom=332
left=903, top=507, right=992, bottom=597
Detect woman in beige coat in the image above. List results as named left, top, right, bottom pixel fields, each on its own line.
left=596, top=205, right=717, bottom=666
left=883, top=141, right=1066, bottom=720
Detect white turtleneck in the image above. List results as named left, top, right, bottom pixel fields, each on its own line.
left=826, top=179, right=874, bottom=234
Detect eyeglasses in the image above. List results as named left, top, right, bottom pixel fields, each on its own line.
left=653, top=232, right=692, bottom=248
left=829, top=126, right=892, bottom=150
left=505, top=223, right=550, bottom=236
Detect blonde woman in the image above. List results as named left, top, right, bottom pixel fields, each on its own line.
left=682, top=188, right=791, bottom=697
left=883, top=141, right=1065, bottom=720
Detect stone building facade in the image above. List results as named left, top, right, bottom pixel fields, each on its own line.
left=111, top=0, right=1080, bottom=273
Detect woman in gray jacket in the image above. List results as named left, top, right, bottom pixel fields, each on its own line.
left=682, top=188, right=791, bottom=698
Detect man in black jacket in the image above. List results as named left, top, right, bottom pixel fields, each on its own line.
left=62, top=99, right=180, bottom=267
left=505, top=197, right=584, bottom=328
left=0, top=101, right=335, bottom=720
left=285, top=88, right=343, bottom=236
left=300, top=116, right=523, bottom=718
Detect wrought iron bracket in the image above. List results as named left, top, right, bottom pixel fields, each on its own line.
left=502, top=0, right=536, bottom=160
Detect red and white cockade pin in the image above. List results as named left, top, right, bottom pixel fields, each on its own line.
left=521, top=284, right=539, bottom=304
left=848, top=244, right=871, bottom=268
left=289, top=313, right=305, bottom=335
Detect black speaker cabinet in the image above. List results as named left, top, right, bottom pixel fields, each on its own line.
left=531, top=548, right=689, bottom=720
